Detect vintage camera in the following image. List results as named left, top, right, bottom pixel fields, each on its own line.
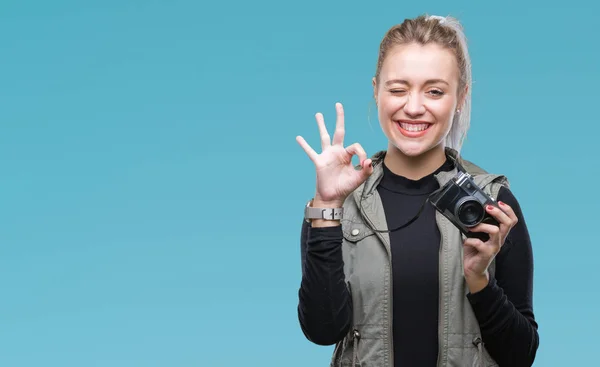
left=429, top=171, right=499, bottom=242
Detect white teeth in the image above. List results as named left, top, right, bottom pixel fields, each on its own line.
left=399, top=123, right=430, bottom=132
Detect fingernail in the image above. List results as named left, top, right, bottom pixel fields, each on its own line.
left=487, top=205, right=494, bottom=211
left=498, top=201, right=505, bottom=206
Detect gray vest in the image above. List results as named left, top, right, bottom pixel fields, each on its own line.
left=330, top=148, right=507, bottom=367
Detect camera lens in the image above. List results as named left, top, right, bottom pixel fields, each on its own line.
left=456, top=199, right=484, bottom=227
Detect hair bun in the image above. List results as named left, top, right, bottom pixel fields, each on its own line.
left=427, top=15, right=447, bottom=24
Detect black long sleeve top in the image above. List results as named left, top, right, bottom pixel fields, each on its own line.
left=297, top=158, right=539, bottom=367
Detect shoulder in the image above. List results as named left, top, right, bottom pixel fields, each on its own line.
left=454, top=150, right=526, bottom=223
left=496, top=185, right=524, bottom=220
left=450, top=151, right=510, bottom=194
left=456, top=153, right=503, bottom=181
left=456, top=154, right=524, bottom=219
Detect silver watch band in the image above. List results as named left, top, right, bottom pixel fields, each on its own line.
left=304, top=200, right=344, bottom=222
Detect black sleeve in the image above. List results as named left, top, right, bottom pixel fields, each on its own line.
left=466, top=186, right=540, bottom=367
left=297, top=220, right=353, bottom=346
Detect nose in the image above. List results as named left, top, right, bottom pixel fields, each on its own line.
left=403, top=92, right=426, bottom=117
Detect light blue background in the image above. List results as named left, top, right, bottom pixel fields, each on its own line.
left=1, top=0, right=597, bottom=366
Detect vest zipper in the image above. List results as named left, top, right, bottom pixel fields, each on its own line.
left=388, top=254, right=394, bottom=367
left=473, top=337, right=484, bottom=367
left=435, top=212, right=444, bottom=367
left=357, top=198, right=394, bottom=367
left=368, top=228, right=394, bottom=366
left=352, top=329, right=361, bottom=367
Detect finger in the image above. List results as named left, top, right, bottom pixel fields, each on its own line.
left=361, top=158, right=374, bottom=177
left=296, top=136, right=319, bottom=162
left=464, top=236, right=500, bottom=257
left=345, top=143, right=368, bottom=164
left=332, top=102, right=345, bottom=146
left=468, top=222, right=503, bottom=252
left=497, top=201, right=519, bottom=226
left=463, top=237, right=487, bottom=253
left=315, top=113, right=331, bottom=150
left=469, top=222, right=500, bottom=236
left=485, top=204, right=513, bottom=228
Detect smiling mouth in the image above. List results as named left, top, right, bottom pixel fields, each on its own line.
left=397, top=121, right=432, bottom=132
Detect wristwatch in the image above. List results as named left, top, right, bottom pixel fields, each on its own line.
left=304, top=199, right=344, bottom=223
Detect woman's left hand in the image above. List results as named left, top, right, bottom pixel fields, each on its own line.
left=463, top=201, right=519, bottom=293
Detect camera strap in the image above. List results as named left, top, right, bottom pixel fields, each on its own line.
left=358, top=151, right=468, bottom=234
left=446, top=152, right=468, bottom=174
left=358, top=165, right=445, bottom=234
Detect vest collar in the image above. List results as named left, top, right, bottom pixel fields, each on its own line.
left=355, top=147, right=477, bottom=198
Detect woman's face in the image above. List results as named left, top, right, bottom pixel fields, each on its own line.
left=374, top=42, right=465, bottom=157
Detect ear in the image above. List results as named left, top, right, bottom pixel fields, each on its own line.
left=372, top=77, right=378, bottom=105
left=457, top=84, right=469, bottom=111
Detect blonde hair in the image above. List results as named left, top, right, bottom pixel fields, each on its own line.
left=375, top=14, right=472, bottom=152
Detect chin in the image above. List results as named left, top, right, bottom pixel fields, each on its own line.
left=385, top=129, right=436, bottom=157
left=391, top=140, right=435, bottom=157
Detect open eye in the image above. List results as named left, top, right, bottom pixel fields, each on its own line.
left=428, top=89, right=445, bottom=97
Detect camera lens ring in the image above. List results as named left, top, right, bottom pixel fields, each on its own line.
left=454, top=197, right=485, bottom=227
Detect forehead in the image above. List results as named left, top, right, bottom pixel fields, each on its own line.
left=379, top=42, right=459, bottom=84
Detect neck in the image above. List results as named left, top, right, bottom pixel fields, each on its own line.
left=383, top=144, right=448, bottom=181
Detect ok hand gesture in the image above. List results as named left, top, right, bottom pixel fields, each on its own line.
left=296, top=103, right=374, bottom=207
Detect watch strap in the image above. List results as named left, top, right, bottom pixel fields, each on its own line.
left=304, top=200, right=344, bottom=222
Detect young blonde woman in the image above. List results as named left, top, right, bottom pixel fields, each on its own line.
left=296, top=14, right=539, bottom=367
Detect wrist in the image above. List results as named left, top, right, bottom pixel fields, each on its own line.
left=312, top=196, right=345, bottom=209
left=308, top=197, right=344, bottom=228
left=465, top=271, right=490, bottom=294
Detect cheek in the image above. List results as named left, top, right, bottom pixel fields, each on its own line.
left=378, top=96, right=403, bottom=116
left=428, top=100, right=456, bottom=123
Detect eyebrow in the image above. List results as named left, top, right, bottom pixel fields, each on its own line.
left=384, top=79, right=450, bottom=86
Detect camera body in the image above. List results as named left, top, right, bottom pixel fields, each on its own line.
left=430, top=171, right=499, bottom=242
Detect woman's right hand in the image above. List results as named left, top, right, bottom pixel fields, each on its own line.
left=296, top=102, right=374, bottom=208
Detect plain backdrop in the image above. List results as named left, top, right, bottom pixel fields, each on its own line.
left=1, top=0, right=598, bottom=366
